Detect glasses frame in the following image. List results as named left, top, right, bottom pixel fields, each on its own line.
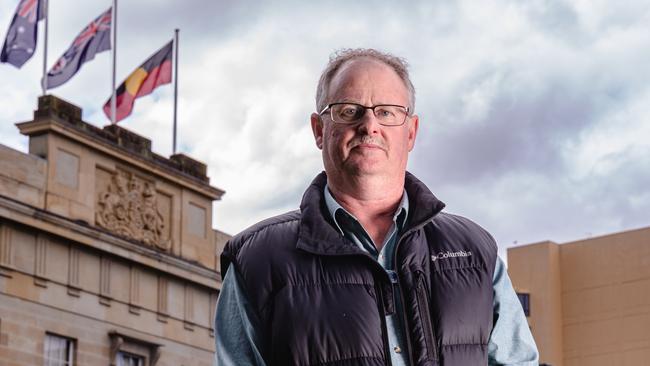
left=319, top=102, right=410, bottom=126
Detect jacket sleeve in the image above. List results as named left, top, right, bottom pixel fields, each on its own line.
left=487, top=256, right=540, bottom=365
left=214, top=268, right=267, bottom=366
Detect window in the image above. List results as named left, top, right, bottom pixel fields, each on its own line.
left=44, top=333, right=75, bottom=366
left=109, top=331, right=161, bottom=366
left=117, top=351, right=144, bottom=366
left=516, top=292, right=530, bottom=316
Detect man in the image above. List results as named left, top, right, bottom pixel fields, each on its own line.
left=215, top=49, right=538, bottom=366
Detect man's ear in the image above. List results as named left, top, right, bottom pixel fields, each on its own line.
left=311, top=113, right=324, bottom=150
left=407, top=114, right=419, bottom=151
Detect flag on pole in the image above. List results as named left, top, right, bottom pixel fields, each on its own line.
left=44, top=7, right=111, bottom=89
left=1, top=0, right=46, bottom=68
left=103, top=40, right=172, bottom=122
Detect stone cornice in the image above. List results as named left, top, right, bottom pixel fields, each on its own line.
left=16, top=95, right=224, bottom=201
left=0, top=194, right=221, bottom=289
left=17, top=118, right=224, bottom=201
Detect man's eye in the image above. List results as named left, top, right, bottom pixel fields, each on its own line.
left=337, top=106, right=363, bottom=120
left=376, top=108, right=395, bottom=118
left=340, top=107, right=358, bottom=116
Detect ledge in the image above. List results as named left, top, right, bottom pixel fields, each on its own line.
left=16, top=95, right=225, bottom=201
left=0, top=194, right=221, bottom=290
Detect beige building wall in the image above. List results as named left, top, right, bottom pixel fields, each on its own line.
left=508, top=241, right=564, bottom=366
left=0, top=95, right=230, bottom=365
left=508, top=226, right=650, bottom=366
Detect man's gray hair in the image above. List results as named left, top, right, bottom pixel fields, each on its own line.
left=315, top=48, right=416, bottom=113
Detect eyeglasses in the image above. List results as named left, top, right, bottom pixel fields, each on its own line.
left=319, top=102, right=410, bottom=126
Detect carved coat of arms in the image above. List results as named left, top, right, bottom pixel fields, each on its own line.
left=96, top=170, right=170, bottom=250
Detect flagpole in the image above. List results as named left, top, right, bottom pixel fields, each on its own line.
left=41, top=0, right=49, bottom=95
left=173, top=29, right=179, bottom=154
left=110, top=0, right=118, bottom=124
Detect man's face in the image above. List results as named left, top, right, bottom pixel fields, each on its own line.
left=311, top=59, right=419, bottom=184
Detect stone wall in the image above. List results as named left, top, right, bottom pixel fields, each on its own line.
left=0, top=144, right=46, bottom=209
left=16, top=95, right=225, bottom=270
left=0, top=95, right=225, bottom=365
left=0, top=220, right=217, bottom=365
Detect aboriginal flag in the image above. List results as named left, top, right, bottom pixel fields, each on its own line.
left=103, top=40, right=172, bottom=122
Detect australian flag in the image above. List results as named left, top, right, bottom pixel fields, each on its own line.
left=0, top=0, right=46, bottom=68
left=45, top=7, right=111, bottom=89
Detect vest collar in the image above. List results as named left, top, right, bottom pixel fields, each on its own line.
left=296, top=171, right=446, bottom=256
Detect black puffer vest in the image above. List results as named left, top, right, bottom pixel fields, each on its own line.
left=221, top=172, right=497, bottom=366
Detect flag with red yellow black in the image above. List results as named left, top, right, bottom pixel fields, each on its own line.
left=103, top=40, right=172, bottom=122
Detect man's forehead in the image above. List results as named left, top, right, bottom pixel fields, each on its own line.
left=328, top=58, right=408, bottom=101
left=334, top=57, right=396, bottom=79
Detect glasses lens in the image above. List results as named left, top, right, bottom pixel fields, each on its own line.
left=329, top=103, right=408, bottom=125
left=332, top=104, right=365, bottom=123
left=374, top=105, right=407, bottom=125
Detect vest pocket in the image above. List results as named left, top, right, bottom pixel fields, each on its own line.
left=415, top=271, right=438, bottom=362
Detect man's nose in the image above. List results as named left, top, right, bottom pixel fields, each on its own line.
left=355, top=109, right=381, bottom=134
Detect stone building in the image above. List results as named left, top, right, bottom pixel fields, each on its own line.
left=508, top=226, right=650, bottom=366
left=0, top=95, right=229, bottom=365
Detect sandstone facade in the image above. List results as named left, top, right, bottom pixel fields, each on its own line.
left=0, top=95, right=229, bottom=365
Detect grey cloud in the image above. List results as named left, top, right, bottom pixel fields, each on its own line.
left=413, top=69, right=593, bottom=185
left=519, top=0, right=581, bottom=39
left=120, top=0, right=264, bottom=39
left=3, top=0, right=649, bottom=246
left=582, top=150, right=650, bottom=219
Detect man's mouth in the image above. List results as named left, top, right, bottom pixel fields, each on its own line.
left=357, top=143, right=381, bottom=149
left=349, top=136, right=386, bottom=151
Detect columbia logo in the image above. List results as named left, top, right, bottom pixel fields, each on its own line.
left=431, top=250, right=473, bottom=262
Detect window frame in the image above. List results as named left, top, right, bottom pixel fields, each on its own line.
left=516, top=292, right=531, bottom=316
left=43, top=332, right=75, bottom=366
left=116, top=350, right=145, bottom=366
left=109, top=330, right=162, bottom=366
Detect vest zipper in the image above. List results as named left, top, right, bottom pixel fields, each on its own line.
left=394, top=233, right=416, bottom=365
left=394, top=221, right=437, bottom=366
left=375, top=281, right=393, bottom=366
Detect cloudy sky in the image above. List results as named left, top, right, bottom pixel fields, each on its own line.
left=1, top=0, right=649, bottom=259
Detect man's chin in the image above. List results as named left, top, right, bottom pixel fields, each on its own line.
left=343, top=161, right=387, bottom=177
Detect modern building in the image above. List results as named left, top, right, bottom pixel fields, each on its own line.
left=0, top=95, right=229, bottom=365
left=508, top=226, right=650, bottom=366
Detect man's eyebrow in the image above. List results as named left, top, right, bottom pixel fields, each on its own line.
left=333, top=99, right=395, bottom=105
